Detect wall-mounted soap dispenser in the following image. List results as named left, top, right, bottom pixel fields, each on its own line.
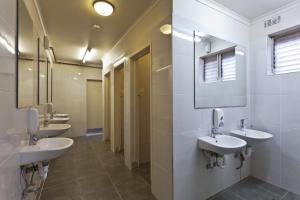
left=211, top=108, right=224, bottom=138
left=213, top=108, right=224, bottom=128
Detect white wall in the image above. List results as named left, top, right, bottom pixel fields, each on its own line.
left=250, top=1, right=300, bottom=195
left=0, top=0, right=28, bottom=198
left=102, top=0, right=172, bottom=199
left=172, top=0, right=251, bottom=199
left=52, top=63, right=102, bottom=137
left=18, top=59, right=36, bottom=107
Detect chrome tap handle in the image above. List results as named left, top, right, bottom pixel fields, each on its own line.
left=240, top=118, right=248, bottom=129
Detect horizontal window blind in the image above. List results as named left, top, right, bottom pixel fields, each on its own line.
left=274, top=32, right=300, bottom=74
left=221, top=50, right=236, bottom=81
left=204, top=55, right=218, bottom=83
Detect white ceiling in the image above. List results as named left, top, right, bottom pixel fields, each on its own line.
left=38, top=0, right=155, bottom=66
left=213, top=0, right=296, bottom=20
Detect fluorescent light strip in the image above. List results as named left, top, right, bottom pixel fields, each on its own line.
left=82, top=48, right=91, bottom=63
left=0, top=34, right=15, bottom=54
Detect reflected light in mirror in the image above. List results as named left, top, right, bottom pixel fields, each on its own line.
left=40, top=74, right=46, bottom=78
left=236, top=50, right=245, bottom=56
left=160, top=24, right=172, bottom=35
left=0, top=34, right=15, bottom=54
left=78, top=72, right=82, bottom=75
left=174, top=30, right=201, bottom=42
left=27, top=67, right=33, bottom=71
left=73, top=77, right=78, bottom=81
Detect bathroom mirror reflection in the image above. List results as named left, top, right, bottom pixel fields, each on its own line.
left=194, top=30, right=247, bottom=108
left=17, top=0, right=38, bottom=108
left=38, top=38, right=48, bottom=104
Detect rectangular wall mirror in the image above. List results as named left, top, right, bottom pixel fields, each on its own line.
left=18, top=0, right=51, bottom=108
left=18, top=0, right=38, bottom=108
left=194, top=30, right=247, bottom=108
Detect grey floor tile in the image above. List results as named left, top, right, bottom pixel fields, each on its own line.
left=208, top=190, right=243, bottom=200
left=41, top=135, right=156, bottom=200
left=229, top=177, right=282, bottom=200
left=283, top=192, right=300, bottom=200
left=245, top=177, right=287, bottom=197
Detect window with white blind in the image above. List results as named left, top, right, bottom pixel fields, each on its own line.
left=221, top=50, right=236, bottom=81
left=271, top=30, right=300, bottom=74
left=204, top=55, right=218, bottom=83
left=202, top=49, right=236, bottom=83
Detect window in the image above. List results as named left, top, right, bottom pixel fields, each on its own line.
left=270, top=30, right=300, bottom=74
left=203, top=55, right=218, bottom=83
left=221, top=50, right=236, bottom=81
left=202, top=48, right=236, bottom=83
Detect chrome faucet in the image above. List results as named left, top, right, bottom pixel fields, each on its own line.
left=211, top=127, right=222, bottom=138
left=29, top=133, right=38, bottom=145
left=43, top=118, right=50, bottom=127
left=43, top=113, right=50, bottom=127
left=240, top=118, right=248, bottom=130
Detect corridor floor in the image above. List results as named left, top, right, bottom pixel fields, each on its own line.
left=40, top=136, right=156, bottom=200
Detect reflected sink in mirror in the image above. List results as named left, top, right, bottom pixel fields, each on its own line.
left=198, top=135, right=247, bottom=155
left=39, top=124, right=71, bottom=138
left=19, top=137, right=73, bottom=166
left=49, top=117, right=70, bottom=124
left=230, top=129, right=273, bottom=146
left=53, top=113, right=69, bottom=118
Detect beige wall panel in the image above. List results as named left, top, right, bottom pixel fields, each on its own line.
left=87, top=80, right=103, bottom=129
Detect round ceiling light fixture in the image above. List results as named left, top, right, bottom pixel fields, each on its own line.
left=160, top=24, right=172, bottom=35
left=93, top=0, right=114, bottom=16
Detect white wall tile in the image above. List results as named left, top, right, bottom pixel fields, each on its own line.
left=172, top=1, right=251, bottom=199
left=250, top=2, right=300, bottom=195
left=0, top=0, right=27, bottom=198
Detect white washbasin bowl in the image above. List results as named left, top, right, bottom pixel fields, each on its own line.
left=49, top=117, right=70, bottom=124
left=198, top=135, right=247, bottom=155
left=230, top=129, right=273, bottom=146
left=39, top=124, right=71, bottom=138
left=19, top=137, right=73, bottom=166
left=53, top=113, right=69, bottom=118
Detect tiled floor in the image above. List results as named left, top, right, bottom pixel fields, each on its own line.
left=208, top=176, right=300, bottom=200
left=40, top=136, right=156, bottom=200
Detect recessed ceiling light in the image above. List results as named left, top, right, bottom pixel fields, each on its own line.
left=93, top=1, right=114, bottom=16
left=160, top=24, right=172, bottom=35
left=92, top=24, right=102, bottom=30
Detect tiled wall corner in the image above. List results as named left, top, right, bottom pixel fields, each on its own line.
left=0, top=0, right=28, bottom=199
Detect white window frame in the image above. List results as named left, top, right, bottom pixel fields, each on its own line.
left=267, top=26, right=300, bottom=75
left=201, top=47, right=236, bottom=83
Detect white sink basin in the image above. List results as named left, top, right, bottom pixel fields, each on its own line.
left=54, top=113, right=69, bottom=118
left=39, top=124, right=71, bottom=138
left=230, top=129, right=273, bottom=146
left=198, top=135, right=247, bottom=155
left=49, top=117, right=70, bottom=124
left=19, top=137, right=73, bottom=166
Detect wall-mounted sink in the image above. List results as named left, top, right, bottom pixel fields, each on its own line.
left=53, top=113, right=69, bottom=118
left=198, top=135, right=247, bottom=155
left=19, top=137, right=73, bottom=166
left=39, top=124, right=71, bottom=138
left=49, top=117, right=70, bottom=124
left=230, top=129, right=273, bottom=146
